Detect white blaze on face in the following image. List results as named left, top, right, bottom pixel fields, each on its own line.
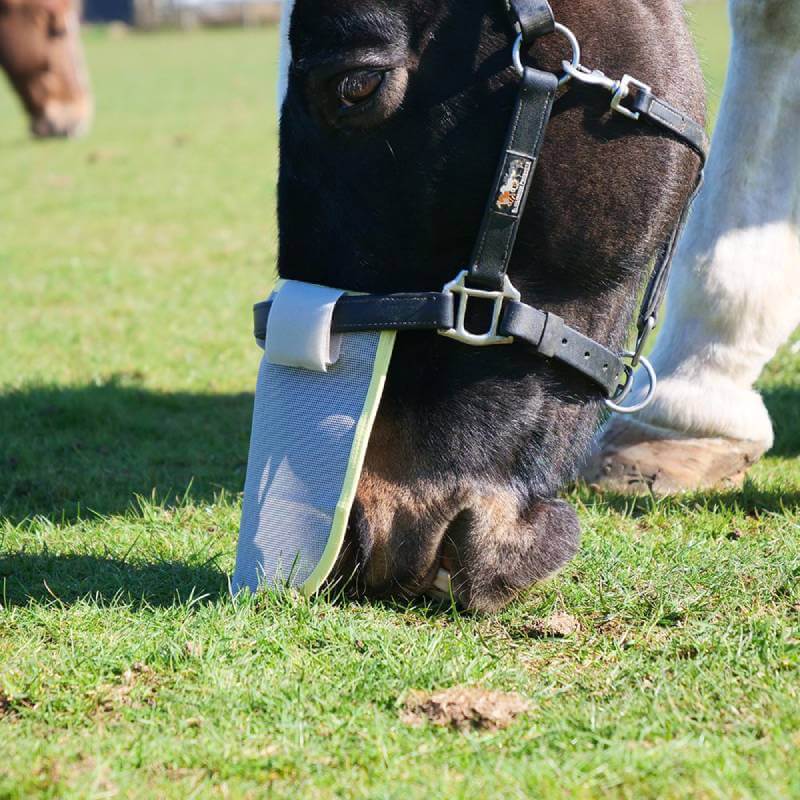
left=278, top=0, right=295, bottom=114
left=35, top=6, right=93, bottom=137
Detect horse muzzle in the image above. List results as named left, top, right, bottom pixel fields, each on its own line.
left=31, top=98, right=92, bottom=138
left=345, top=465, right=582, bottom=611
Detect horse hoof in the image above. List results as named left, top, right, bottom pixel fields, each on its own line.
left=581, top=417, right=769, bottom=496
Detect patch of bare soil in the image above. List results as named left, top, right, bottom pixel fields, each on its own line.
left=0, top=688, right=34, bottom=719
left=519, top=612, right=580, bottom=639
left=0, top=689, right=13, bottom=718
left=90, top=662, right=158, bottom=715
left=401, top=687, right=530, bottom=731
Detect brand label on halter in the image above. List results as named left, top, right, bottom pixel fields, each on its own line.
left=495, top=152, right=533, bottom=216
left=233, top=280, right=396, bottom=598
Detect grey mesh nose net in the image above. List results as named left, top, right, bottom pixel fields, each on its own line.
left=233, top=280, right=396, bottom=596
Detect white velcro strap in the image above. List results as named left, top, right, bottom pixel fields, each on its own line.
left=264, top=280, right=345, bottom=372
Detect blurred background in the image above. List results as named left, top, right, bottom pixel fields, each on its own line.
left=85, top=0, right=281, bottom=29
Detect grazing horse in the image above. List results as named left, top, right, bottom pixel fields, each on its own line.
left=278, top=0, right=705, bottom=610
left=0, top=0, right=92, bottom=137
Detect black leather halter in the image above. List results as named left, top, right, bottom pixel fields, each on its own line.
left=255, top=0, right=708, bottom=408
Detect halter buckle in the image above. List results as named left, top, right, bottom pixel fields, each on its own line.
left=439, top=270, right=521, bottom=347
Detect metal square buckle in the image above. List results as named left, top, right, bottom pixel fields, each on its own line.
left=611, top=74, right=652, bottom=121
left=438, top=270, right=521, bottom=347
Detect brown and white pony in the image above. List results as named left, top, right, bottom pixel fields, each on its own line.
left=277, top=0, right=706, bottom=611
left=0, top=0, right=92, bottom=137
left=587, top=0, right=800, bottom=494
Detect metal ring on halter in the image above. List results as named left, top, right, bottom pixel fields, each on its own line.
left=605, top=353, right=658, bottom=415
left=512, top=23, right=581, bottom=86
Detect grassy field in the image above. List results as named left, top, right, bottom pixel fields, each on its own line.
left=1, top=4, right=799, bottom=798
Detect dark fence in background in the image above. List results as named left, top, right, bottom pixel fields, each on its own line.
left=84, top=0, right=134, bottom=22
left=82, top=0, right=281, bottom=27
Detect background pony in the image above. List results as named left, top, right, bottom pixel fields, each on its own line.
left=0, top=0, right=92, bottom=137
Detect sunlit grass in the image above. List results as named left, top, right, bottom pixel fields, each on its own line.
left=1, top=6, right=798, bottom=798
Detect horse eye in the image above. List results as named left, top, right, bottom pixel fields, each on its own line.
left=336, top=70, right=385, bottom=108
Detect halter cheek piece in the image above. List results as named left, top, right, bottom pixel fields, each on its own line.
left=255, top=0, right=708, bottom=411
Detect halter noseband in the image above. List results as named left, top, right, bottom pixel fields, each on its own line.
left=255, top=0, right=708, bottom=412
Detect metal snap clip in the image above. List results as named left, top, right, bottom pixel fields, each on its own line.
left=561, top=61, right=652, bottom=121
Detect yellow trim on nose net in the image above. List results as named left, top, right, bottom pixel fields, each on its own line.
left=300, top=329, right=396, bottom=596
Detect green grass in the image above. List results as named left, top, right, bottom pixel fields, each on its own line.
left=1, top=6, right=798, bottom=798
left=685, top=0, right=732, bottom=123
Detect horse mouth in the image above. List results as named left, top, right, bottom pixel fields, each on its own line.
left=32, top=116, right=89, bottom=139
left=340, top=487, right=582, bottom=612
left=31, top=101, right=92, bottom=139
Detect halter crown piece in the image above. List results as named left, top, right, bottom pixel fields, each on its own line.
left=255, top=0, right=708, bottom=413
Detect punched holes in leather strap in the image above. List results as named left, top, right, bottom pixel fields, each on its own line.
left=508, top=0, right=555, bottom=40
left=539, top=315, right=622, bottom=397
left=501, top=303, right=622, bottom=397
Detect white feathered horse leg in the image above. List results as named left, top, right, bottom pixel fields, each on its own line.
left=584, top=0, right=800, bottom=493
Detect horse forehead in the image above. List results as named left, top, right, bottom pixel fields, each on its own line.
left=291, top=0, right=416, bottom=43
left=0, top=0, right=67, bottom=8
left=293, top=0, right=410, bottom=16
left=0, top=0, right=73, bottom=15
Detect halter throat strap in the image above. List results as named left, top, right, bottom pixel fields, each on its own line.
left=254, top=293, right=626, bottom=398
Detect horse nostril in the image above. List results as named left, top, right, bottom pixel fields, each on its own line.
left=340, top=487, right=469, bottom=601
left=344, top=500, right=372, bottom=564
left=435, top=508, right=474, bottom=583
left=31, top=115, right=73, bottom=138
left=31, top=115, right=56, bottom=138
left=30, top=98, right=93, bottom=140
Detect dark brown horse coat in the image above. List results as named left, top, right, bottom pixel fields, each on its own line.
left=279, top=0, right=705, bottom=610
left=0, top=0, right=92, bottom=137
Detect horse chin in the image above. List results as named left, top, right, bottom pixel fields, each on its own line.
left=440, top=498, right=581, bottom=612
left=31, top=99, right=93, bottom=139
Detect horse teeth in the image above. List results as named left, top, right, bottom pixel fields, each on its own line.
left=432, top=568, right=452, bottom=595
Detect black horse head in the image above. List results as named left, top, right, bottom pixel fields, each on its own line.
left=278, top=0, right=705, bottom=610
